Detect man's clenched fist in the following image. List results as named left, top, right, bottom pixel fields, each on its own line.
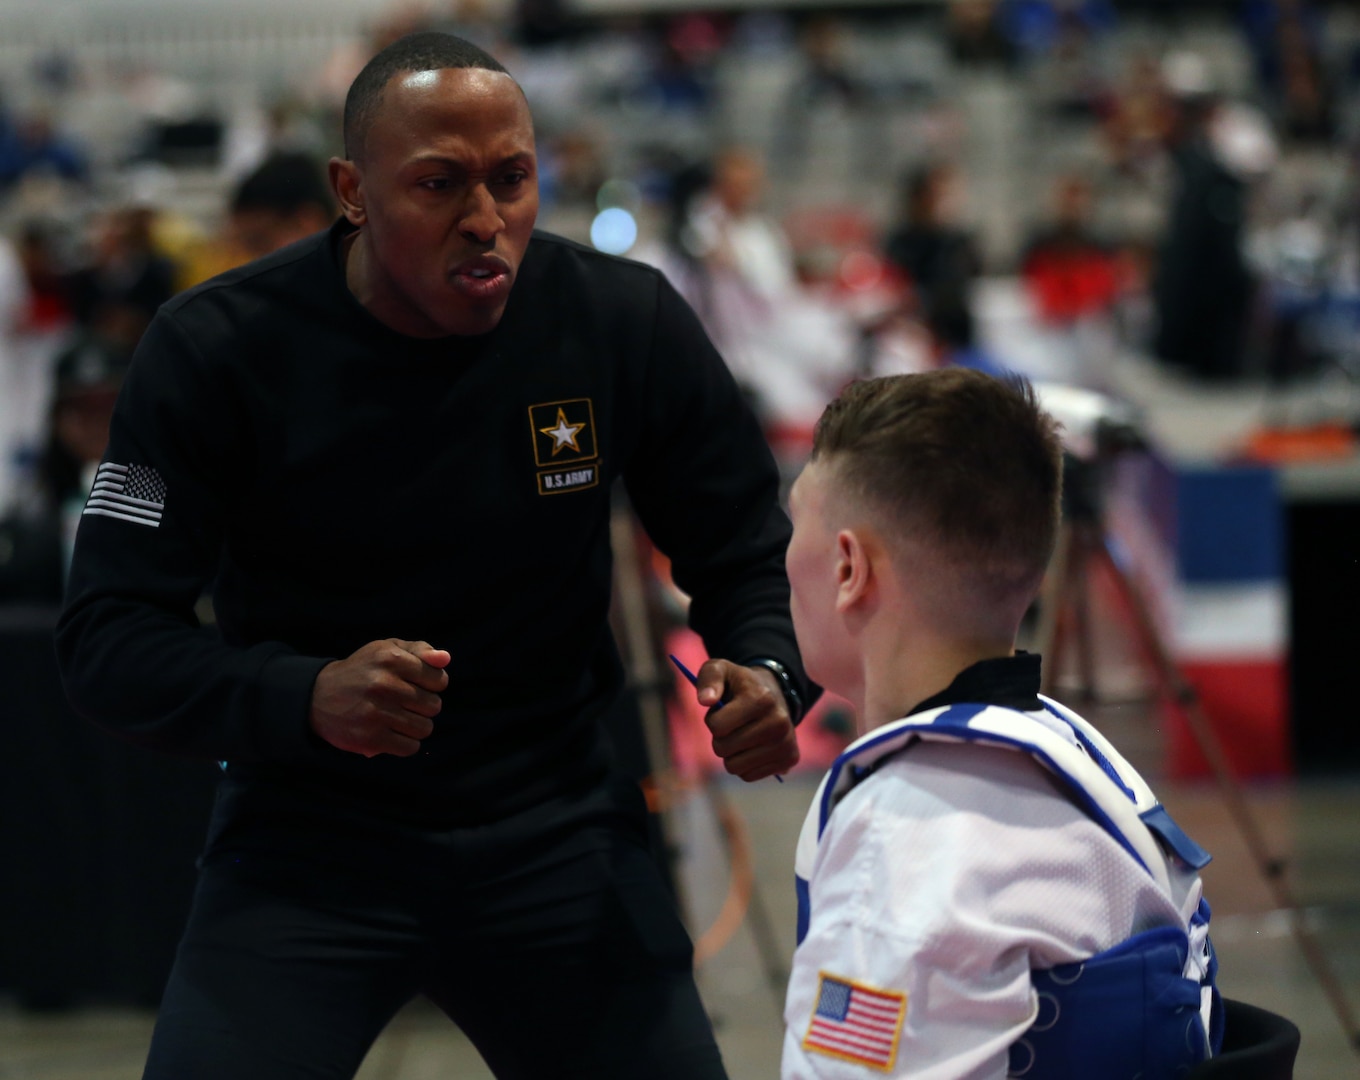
left=309, top=638, right=450, bottom=758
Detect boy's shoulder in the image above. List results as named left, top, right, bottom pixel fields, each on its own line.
left=820, top=702, right=1119, bottom=815
left=816, top=700, right=1178, bottom=877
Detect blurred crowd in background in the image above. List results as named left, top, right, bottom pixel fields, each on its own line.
left=2, top=0, right=1360, bottom=602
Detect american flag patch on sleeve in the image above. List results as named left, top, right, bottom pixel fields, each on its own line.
left=83, top=463, right=167, bottom=528
left=802, top=972, right=907, bottom=1071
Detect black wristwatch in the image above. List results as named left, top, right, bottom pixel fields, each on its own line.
left=746, top=657, right=804, bottom=725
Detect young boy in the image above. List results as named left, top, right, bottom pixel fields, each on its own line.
left=781, top=369, right=1221, bottom=1079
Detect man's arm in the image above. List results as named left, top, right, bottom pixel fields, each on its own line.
left=55, top=310, right=318, bottom=761
left=55, top=312, right=444, bottom=763
left=622, top=275, right=817, bottom=779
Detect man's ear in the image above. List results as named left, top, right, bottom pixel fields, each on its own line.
left=329, top=157, right=365, bottom=227
left=834, top=528, right=873, bottom=614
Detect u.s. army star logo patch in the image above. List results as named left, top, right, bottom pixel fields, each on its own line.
left=529, top=398, right=600, bottom=495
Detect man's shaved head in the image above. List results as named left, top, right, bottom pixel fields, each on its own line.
left=342, top=31, right=511, bottom=161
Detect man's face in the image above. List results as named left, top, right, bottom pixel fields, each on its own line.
left=786, top=460, right=854, bottom=698
left=336, top=67, right=539, bottom=338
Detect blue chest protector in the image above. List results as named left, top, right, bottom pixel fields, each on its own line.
left=793, top=697, right=1224, bottom=1079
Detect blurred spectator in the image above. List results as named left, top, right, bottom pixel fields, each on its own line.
left=786, top=16, right=860, bottom=110
left=1020, top=173, right=1121, bottom=324
left=774, top=16, right=862, bottom=170
left=935, top=0, right=1125, bottom=79
left=925, top=293, right=1012, bottom=378
left=0, top=231, right=34, bottom=514
left=633, top=16, right=723, bottom=115
left=540, top=130, right=608, bottom=214
left=1257, top=190, right=1333, bottom=383
left=1004, top=0, right=1116, bottom=61
left=654, top=146, right=858, bottom=435
left=1151, top=76, right=1276, bottom=380
left=0, top=109, right=87, bottom=192
left=0, top=333, right=128, bottom=602
left=686, top=147, right=795, bottom=303
left=429, top=0, right=510, bottom=55
left=660, top=147, right=787, bottom=383
left=177, top=151, right=336, bottom=288
left=882, top=162, right=983, bottom=333
left=227, top=152, right=336, bottom=261
left=312, top=3, right=437, bottom=120
left=1099, top=51, right=1177, bottom=178
left=1242, top=0, right=1335, bottom=143
left=67, top=206, right=177, bottom=352
left=220, top=93, right=332, bottom=182
left=15, top=220, right=73, bottom=336
left=1275, top=18, right=1335, bottom=142
left=513, top=0, right=579, bottom=48
left=946, top=0, right=1019, bottom=71
left=1020, top=0, right=1119, bottom=119
left=1, top=217, right=79, bottom=514
left=1, top=220, right=78, bottom=515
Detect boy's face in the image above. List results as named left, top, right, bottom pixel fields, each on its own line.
left=786, top=460, right=855, bottom=698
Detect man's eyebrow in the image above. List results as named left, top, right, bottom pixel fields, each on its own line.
left=405, top=151, right=536, bottom=169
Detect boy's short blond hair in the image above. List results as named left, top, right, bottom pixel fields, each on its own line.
left=810, top=369, right=1064, bottom=604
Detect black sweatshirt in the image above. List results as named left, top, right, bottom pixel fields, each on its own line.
left=55, top=222, right=813, bottom=826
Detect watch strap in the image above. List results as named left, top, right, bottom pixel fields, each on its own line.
left=745, top=657, right=804, bottom=725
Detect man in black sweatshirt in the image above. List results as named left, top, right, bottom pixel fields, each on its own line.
left=56, top=31, right=813, bottom=1080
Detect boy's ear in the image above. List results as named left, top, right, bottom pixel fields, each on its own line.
left=834, top=528, right=873, bottom=613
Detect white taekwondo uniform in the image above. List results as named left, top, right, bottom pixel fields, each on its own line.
left=783, top=655, right=1221, bottom=1080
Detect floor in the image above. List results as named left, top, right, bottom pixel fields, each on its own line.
left=3, top=690, right=1358, bottom=1079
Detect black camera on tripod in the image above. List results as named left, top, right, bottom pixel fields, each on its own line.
left=1034, top=383, right=1148, bottom=525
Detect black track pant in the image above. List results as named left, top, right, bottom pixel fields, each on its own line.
left=142, top=775, right=728, bottom=1080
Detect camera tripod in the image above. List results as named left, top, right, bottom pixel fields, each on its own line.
left=1033, top=453, right=1360, bottom=1053
left=608, top=500, right=791, bottom=1022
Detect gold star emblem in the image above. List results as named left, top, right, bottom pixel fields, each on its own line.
left=540, top=407, right=585, bottom=455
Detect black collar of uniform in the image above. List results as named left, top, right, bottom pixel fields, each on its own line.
left=905, top=651, right=1043, bottom=718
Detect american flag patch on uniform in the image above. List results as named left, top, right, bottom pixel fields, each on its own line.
left=83, top=462, right=166, bottom=528
left=803, top=972, right=906, bottom=1071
